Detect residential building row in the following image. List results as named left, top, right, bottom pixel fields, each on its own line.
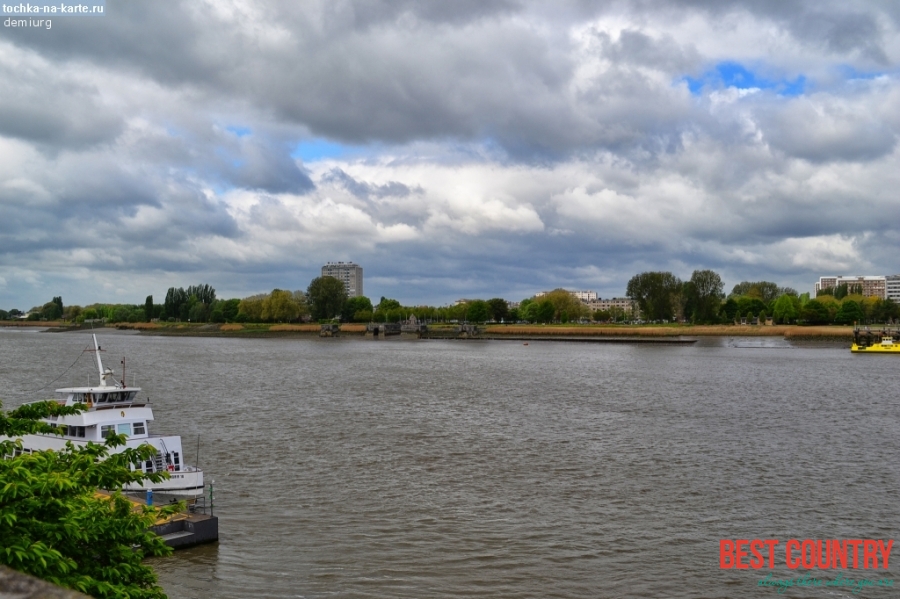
left=815, top=275, right=900, bottom=301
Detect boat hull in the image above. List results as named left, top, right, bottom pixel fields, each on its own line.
left=10, top=434, right=204, bottom=496
left=850, top=344, right=900, bottom=353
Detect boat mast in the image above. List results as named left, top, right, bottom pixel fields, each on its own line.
left=92, top=334, right=114, bottom=387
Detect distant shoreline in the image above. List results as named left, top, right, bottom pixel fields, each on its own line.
left=3, top=321, right=856, bottom=341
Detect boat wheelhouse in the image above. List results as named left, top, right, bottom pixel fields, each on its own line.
left=8, top=334, right=204, bottom=496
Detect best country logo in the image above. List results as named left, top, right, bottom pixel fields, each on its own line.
left=720, top=539, right=893, bottom=569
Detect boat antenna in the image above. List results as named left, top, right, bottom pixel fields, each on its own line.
left=91, top=334, right=115, bottom=387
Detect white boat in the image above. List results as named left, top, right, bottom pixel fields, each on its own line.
left=8, top=334, right=204, bottom=496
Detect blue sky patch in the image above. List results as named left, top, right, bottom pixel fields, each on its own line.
left=684, top=61, right=806, bottom=97
left=292, top=138, right=352, bottom=162
left=226, top=125, right=252, bottom=137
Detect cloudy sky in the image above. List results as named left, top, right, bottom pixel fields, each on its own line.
left=1, top=0, right=899, bottom=309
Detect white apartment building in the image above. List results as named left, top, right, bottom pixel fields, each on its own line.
left=886, top=275, right=900, bottom=301
left=534, top=290, right=598, bottom=302
left=586, top=297, right=637, bottom=315
left=321, top=262, right=364, bottom=298
left=815, top=275, right=886, bottom=299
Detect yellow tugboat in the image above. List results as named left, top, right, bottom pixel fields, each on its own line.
left=851, top=327, right=900, bottom=353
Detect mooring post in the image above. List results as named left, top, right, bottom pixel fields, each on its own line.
left=147, top=489, right=153, bottom=507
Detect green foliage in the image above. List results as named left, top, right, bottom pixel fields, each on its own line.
left=720, top=298, right=739, bottom=321
left=593, top=309, right=612, bottom=322
left=534, top=299, right=555, bottom=323
left=835, top=300, right=863, bottom=325
left=41, top=301, right=62, bottom=321
left=465, top=300, right=490, bottom=323
left=185, top=284, right=216, bottom=306
left=626, top=271, right=682, bottom=321
left=262, top=289, right=303, bottom=322
left=342, top=296, right=374, bottom=322
left=307, top=277, right=348, bottom=320
left=144, top=296, right=154, bottom=323
left=377, top=297, right=401, bottom=311
left=541, top=289, right=588, bottom=322
left=486, top=298, right=509, bottom=322
left=730, top=281, right=781, bottom=303
left=800, top=299, right=830, bottom=324
left=0, top=401, right=176, bottom=598
left=687, top=269, right=724, bottom=324
left=773, top=294, right=798, bottom=324
left=221, top=299, right=241, bottom=322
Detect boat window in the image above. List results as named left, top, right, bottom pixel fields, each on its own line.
left=127, top=391, right=138, bottom=402
left=101, top=425, right=114, bottom=438
left=133, top=422, right=146, bottom=435
left=74, top=394, right=84, bottom=403
left=117, top=423, right=131, bottom=436
left=65, top=426, right=86, bottom=438
left=145, top=459, right=153, bottom=472
left=173, top=452, right=181, bottom=471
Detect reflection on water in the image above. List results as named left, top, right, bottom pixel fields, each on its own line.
left=1, top=331, right=897, bottom=598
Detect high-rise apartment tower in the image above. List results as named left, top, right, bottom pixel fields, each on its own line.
left=321, top=262, right=364, bottom=298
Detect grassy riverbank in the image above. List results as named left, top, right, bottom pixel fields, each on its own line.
left=5, top=321, right=855, bottom=339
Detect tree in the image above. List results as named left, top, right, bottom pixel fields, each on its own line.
left=518, top=298, right=535, bottom=322
left=307, top=277, right=348, bottom=320
left=730, top=281, right=781, bottom=303
left=185, top=284, right=216, bottom=305
left=593, top=309, right=612, bottom=322
left=237, top=294, right=265, bottom=322
left=466, top=300, right=490, bottom=323
left=41, top=301, right=62, bottom=321
left=221, top=298, right=241, bottom=322
left=377, top=297, right=401, bottom=311
left=800, top=299, right=830, bottom=324
left=626, top=272, right=682, bottom=322
left=688, top=269, right=724, bottom=324
left=262, top=289, right=302, bottom=322
left=541, top=289, right=588, bottom=322
left=163, top=287, right=188, bottom=321
left=144, top=295, right=153, bottom=322
left=835, top=300, right=863, bottom=325
left=0, top=401, right=178, bottom=599
left=486, top=298, right=509, bottom=322
left=535, top=299, right=555, bottom=323
left=342, top=296, right=374, bottom=322
left=773, top=294, right=798, bottom=324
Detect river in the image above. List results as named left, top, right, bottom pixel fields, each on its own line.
left=0, top=329, right=896, bottom=598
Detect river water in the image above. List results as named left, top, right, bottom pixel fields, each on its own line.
left=0, top=329, right=897, bottom=598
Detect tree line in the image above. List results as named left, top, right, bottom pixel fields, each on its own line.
left=4, top=272, right=898, bottom=326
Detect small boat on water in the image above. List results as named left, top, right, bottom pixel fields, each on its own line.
left=851, top=327, right=900, bottom=354
left=6, top=334, right=204, bottom=496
